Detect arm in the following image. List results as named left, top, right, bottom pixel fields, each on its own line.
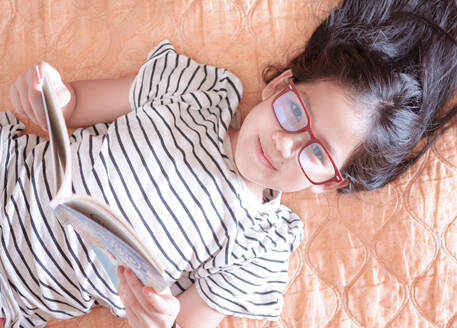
left=118, top=266, right=225, bottom=328
left=176, top=284, right=225, bottom=328
left=10, top=62, right=135, bottom=131
left=64, top=76, right=135, bottom=128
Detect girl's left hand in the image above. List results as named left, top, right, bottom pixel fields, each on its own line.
left=117, top=266, right=180, bottom=328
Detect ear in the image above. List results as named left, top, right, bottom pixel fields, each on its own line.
left=261, top=69, right=294, bottom=101
left=310, top=179, right=349, bottom=194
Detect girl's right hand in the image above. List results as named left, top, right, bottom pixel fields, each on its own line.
left=117, top=266, right=180, bottom=328
left=9, top=61, right=72, bottom=131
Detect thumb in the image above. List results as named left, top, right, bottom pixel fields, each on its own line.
left=55, top=82, right=71, bottom=107
left=40, top=62, right=71, bottom=107
left=143, top=287, right=180, bottom=316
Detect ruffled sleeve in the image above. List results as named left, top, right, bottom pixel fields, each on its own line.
left=194, top=205, right=304, bottom=320
left=129, top=40, right=242, bottom=124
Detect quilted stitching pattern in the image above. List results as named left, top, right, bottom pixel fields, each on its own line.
left=1, top=1, right=456, bottom=327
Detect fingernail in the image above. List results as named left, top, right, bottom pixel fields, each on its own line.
left=59, top=89, right=71, bottom=106
left=42, top=125, right=48, bottom=132
left=117, top=266, right=124, bottom=275
left=143, top=287, right=155, bottom=297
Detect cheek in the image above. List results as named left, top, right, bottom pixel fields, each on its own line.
left=277, top=163, right=311, bottom=192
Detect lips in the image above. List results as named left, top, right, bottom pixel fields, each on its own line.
left=257, top=137, right=277, bottom=170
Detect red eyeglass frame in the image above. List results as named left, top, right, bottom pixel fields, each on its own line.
left=271, top=80, right=344, bottom=185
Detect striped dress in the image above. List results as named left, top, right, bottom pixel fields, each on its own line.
left=0, top=41, right=304, bottom=327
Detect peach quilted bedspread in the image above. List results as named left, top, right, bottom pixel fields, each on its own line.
left=1, top=1, right=457, bottom=327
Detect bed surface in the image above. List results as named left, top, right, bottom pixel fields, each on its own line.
left=1, top=1, right=457, bottom=327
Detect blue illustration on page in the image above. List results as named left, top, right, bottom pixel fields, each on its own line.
left=56, top=204, right=167, bottom=291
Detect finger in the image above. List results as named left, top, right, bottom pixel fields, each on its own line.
left=128, top=310, right=171, bottom=328
left=125, top=307, right=140, bottom=328
left=10, top=84, right=24, bottom=116
left=124, top=268, right=157, bottom=313
left=39, top=62, right=71, bottom=107
left=119, top=267, right=177, bottom=327
left=16, top=74, right=37, bottom=123
left=118, top=267, right=145, bottom=314
left=117, top=266, right=135, bottom=302
left=127, top=305, right=175, bottom=328
left=117, top=267, right=142, bottom=325
left=116, top=266, right=125, bottom=280
left=143, top=287, right=180, bottom=316
left=141, top=312, right=174, bottom=328
left=40, top=61, right=63, bottom=88
left=56, top=82, right=71, bottom=107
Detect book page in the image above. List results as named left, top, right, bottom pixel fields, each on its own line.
left=54, top=203, right=168, bottom=292
left=38, top=65, right=72, bottom=201
left=57, top=195, right=163, bottom=270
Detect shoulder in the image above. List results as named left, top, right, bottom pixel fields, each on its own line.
left=130, top=40, right=243, bottom=114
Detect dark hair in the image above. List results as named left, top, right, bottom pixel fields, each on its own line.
left=263, top=0, right=457, bottom=193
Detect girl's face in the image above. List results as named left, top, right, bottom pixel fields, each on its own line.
left=230, top=70, right=368, bottom=197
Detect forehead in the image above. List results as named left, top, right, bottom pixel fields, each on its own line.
left=294, top=80, right=368, bottom=165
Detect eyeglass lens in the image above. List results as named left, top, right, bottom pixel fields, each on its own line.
left=273, top=90, right=308, bottom=132
left=273, top=90, right=336, bottom=183
left=299, top=144, right=335, bottom=182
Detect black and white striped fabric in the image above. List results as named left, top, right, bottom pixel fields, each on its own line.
left=0, top=112, right=125, bottom=328
left=0, top=40, right=304, bottom=326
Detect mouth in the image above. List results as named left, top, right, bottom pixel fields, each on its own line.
left=257, top=137, right=277, bottom=170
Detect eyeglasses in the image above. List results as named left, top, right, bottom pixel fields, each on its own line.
left=272, top=80, right=344, bottom=185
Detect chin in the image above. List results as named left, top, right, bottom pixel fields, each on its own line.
left=237, top=167, right=302, bottom=193
left=246, top=175, right=305, bottom=193
left=266, top=180, right=311, bottom=193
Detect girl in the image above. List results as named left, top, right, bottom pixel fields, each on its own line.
left=4, top=0, right=457, bottom=327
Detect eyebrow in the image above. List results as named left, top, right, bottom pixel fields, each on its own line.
left=298, top=89, right=338, bottom=159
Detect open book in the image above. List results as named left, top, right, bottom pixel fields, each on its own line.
left=38, top=66, right=168, bottom=293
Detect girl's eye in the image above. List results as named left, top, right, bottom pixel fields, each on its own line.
left=312, top=144, right=325, bottom=163
left=290, top=102, right=303, bottom=122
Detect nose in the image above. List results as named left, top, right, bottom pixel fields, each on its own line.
left=272, top=130, right=309, bottom=159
